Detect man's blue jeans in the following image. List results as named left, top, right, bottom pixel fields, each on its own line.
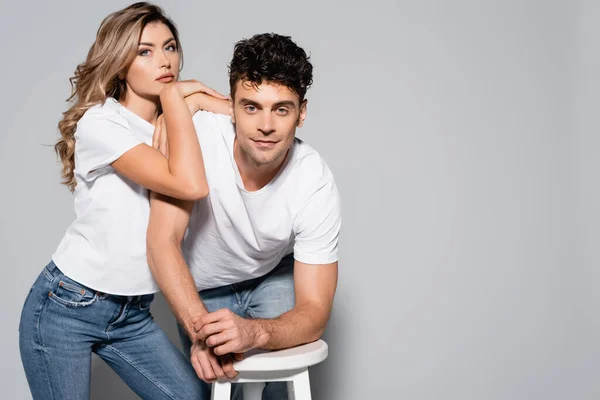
left=179, top=252, right=296, bottom=400
left=19, top=261, right=208, bottom=399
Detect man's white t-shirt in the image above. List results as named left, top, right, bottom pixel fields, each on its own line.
left=52, top=98, right=159, bottom=295
left=184, top=111, right=342, bottom=291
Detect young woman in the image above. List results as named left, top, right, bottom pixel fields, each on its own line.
left=18, top=3, right=227, bottom=399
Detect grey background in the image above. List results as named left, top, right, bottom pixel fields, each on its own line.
left=0, top=0, right=596, bottom=399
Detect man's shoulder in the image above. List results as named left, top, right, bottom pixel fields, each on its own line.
left=192, top=111, right=233, bottom=133
left=290, top=138, right=334, bottom=177
left=285, top=138, right=336, bottom=194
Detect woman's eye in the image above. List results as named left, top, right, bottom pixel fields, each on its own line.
left=165, top=44, right=177, bottom=52
left=139, top=49, right=150, bottom=56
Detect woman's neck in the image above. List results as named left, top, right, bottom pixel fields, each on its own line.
left=119, top=91, right=160, bottom=126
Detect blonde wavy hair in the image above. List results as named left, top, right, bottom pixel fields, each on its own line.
left=55, top=2, right=182, bottom=191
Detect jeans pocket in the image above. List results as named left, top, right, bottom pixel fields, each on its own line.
left=47, top=274, right=98, bottom=308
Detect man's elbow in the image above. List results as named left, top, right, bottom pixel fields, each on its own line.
left=305, top=303, right=331, bottom=342
left=309, top=326, right=325, bottom=342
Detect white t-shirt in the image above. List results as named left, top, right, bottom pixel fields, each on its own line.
left=184, top=111, right=342, bottom=291
left=52, top=98, right=159, bottom=295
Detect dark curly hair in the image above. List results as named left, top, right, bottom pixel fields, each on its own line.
left=229, top=33, right=313, bottom=102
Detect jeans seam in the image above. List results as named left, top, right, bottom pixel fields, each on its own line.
left=35, top=292, right=55, bottom=399
left=102, top=344, right=177, bottom=400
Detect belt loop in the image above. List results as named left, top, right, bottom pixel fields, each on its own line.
left=45, top=261, right=62, bottom=280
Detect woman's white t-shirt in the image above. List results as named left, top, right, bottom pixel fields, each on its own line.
left=52, top=98, right=159, bottom=295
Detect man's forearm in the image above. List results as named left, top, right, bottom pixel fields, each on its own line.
left=252, top=302, right=330, bottom=350
left=147, top=241, right=207, bottom=338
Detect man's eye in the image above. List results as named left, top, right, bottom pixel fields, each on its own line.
left=245, top=105, right=257, bottom=112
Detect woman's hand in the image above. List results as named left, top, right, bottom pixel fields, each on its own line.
left=160, top=79, right=227, bottom=100
left=185, top=93, right=231, bottom=116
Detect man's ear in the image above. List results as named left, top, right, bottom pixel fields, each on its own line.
left=297, top=99, right=308, bottom=127
left=229, top=97, right=235, bottom=123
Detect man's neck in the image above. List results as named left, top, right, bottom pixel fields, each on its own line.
left=233, top=140, right=288, bottom=192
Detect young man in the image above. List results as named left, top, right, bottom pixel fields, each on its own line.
left=147, top=33, right=341, bottom=399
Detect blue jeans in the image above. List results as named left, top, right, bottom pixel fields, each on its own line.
left=179, top=253, right=296, bottom=400
left=19, top=261, right=208, bottom=400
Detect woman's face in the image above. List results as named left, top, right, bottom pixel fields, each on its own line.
left=124, top=22, right=181, bottom=99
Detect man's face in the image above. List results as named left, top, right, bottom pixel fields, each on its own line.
left=230, top=80, right=307, bottom=167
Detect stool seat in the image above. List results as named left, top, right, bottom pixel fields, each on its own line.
left=211, top=339, right=328, bottom=400
left=233, top=339, right=328, bottom=372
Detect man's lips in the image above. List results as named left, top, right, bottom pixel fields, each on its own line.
left=252, top=139, right=278, bottom=148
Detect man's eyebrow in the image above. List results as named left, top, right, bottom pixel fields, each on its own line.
left=272, top=101, right=296, bottom=109
left=138, top=37, right=176, bottom=47
left=238, top=99, right=297, bottom=109
left=238, top=98, right=262, bottom=107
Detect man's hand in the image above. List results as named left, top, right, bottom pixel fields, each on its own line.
left=194, top=309, right=266, bottom=356
left=190, top=339, right=238, bottom=383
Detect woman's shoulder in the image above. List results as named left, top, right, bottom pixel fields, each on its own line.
left=77, top=98, right=130, bottom=132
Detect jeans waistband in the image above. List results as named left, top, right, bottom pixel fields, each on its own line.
left=47, top=260, right=152, bottom=303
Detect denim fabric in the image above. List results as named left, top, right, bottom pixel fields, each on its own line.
left=19, top=261, right=208, bottom=400
left=179, top=253, right=296, bottom=400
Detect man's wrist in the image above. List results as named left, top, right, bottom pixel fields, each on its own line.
left=251, top=320, right=270, bottom=349
left=184, top=305, right=207, bottom=340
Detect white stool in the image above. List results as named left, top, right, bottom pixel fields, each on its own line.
left=211, top=339, right=328, bottom=400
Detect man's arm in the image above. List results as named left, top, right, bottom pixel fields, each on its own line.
left=196, top=259, right=338, bottom=354
left=146, top=192, right=207, bottom=338
left=147, top=193, right=239, bottom=382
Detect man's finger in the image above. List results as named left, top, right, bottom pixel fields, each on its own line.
left=220, top=355, right=238, bottom=380
left=190, top=352, right=205, bottom=381
left=197, top=321, right=228, bottom=341
left=233, top=353, right=244, bottom=361
left=198, top=352, right=217, bottom=383
left=195, top=309, right=230, bottom=330
left=214, top=341, right=239, bottom=356
left=205, top=330, right=235, bottom=348
left=208, top=351, right=226, bottom=380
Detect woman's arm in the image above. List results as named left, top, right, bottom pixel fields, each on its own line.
left=187, top=92, right=231, bottom=116
left=111, top=80, right=220, bottom=200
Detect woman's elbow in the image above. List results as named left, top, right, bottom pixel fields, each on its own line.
left=181, top=183, right=209, bottom=200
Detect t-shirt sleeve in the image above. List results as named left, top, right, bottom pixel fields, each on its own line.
left=74, top=111, right=144, bottom=181
left=293, top=179, right=342, bottom=265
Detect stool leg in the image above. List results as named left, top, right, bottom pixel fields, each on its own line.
left=242, top=382, right=265, bottom=400
left=211, top=382, right=231, bottom=400
left=290, top=369, right=311, bottom=400
left=287, top=380, right=295, bottom=400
